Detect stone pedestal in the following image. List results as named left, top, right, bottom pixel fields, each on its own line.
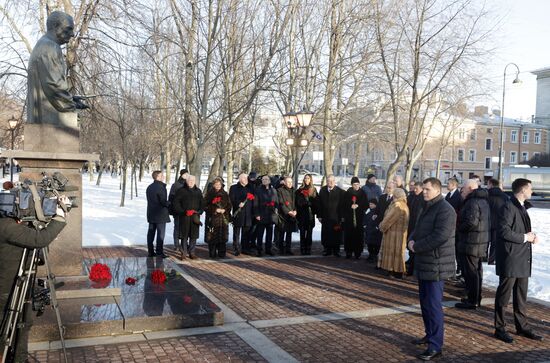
left=23, top=123, right=80, bottom=154
left=3, top=150, right=97, bottom=276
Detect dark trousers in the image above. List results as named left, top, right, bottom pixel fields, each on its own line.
left=321, top=222, right=342, bottom=255
left=256, top=224, right=273, bottom=252
left=494, top=276, right=529, bottom=332
left=367, top=244, right=380, bottom=260
left=208, top=241, right=226, bottom=258
left=233, top=226, right=250, bottom=253
left=419, top=280, right=445, bottom=352
left=344, top=226, right=364, bottom=257
left=299, top=225, right=313, bottom=254
left=455, top=236, right=462, bottom=274
left=461, top=254, right=483, bottom=305
left=147, top=223, right=166, bottom=255
left=277, top=225, right=293, bottom=253
left=248, top=224, right=258, bottom=250
left=172, top=216, right=181, bottom=250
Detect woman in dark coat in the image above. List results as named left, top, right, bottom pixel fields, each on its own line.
left=341, top=177, right=368, bottom=258
left=295, top=174, right=318, bottom=255
left=364, top=198, right=382, bottom=263
left=173, top=175, right=204, bottom=260
left=204, top=178, right=232, bottom=259
left=253, top=175, right=278, bottom=256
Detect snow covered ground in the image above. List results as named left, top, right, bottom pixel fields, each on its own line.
left=2, top=172, right=548, bottom=302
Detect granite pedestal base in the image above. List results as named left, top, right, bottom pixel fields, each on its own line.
left=30, top=257, right=223, bottom=342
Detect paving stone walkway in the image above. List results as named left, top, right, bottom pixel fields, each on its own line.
left=29, top=243, right=550, bottom=362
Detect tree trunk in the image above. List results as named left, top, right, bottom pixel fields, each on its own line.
left=88, top=159, right=94, bottom=182
left=353, top=142, right=362, bottom=177
left=130, top=164, right=134, bottom=200
left=96, top=166, right=103, bottom=186
left=120, top=163, right=127, bottom=207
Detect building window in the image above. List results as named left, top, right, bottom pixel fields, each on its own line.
left=522, top=131, right=529, bottom=144
left=458, top=129, right=465, bottom=140
left=485, top=157, right=491, bottom=169
left=522, top=152, right=529, bottom=162
left=485, top=138, right=492, bottom=151
left=511, top=130, right=518, bottom=143
left=468, top=149, right=476, bottom=162
left=534, top=152, right=541, bottom=159
left=534, top=131, right=541, bottom=144
left=470, top=130, right=477, bottom=140
left=510, top=151, right=517, bottom=164
left=457, top=149, right=464, bottom=162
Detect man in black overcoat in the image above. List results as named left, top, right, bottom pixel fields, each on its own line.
left=168, top=168, right=188, bottom=251
left=493, top=178, right=543, bottom=343
left=172, top=175, right=204, bottom=259
left=378, top=181, right=395, bottom=220
left=486, top=178, right=509, bottom=265
left=444, top=177, right=462, bottom=213
left=146, top=170, right=171, bottom=258
left=455, top=179, right=490, bottom=310
left=406, top=181, right=424, bottom=275
left=318, top=175, right=345, bottom=256
left=277, top=176, right=297, bottom=255
left=229, top=173, right=254, bottom=256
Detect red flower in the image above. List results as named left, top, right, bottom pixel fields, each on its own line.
left=125, top=277, right=137, bottom=285
left=185, top=210, right=195, bottom=217
left=246, top=193, right=255, bottom=201
left=284, top=201, right=290, bottom=206
left=265, top=201, right=275, bottom=207
left=151, top=269, right=167, bottom=284
left=352, top=196, right=357, bottom=203
left=212, top=196, right=222, bottom=204
left=301, top=189, right=310, bottom=197
left=183, top=295, right=193, bottom=304
left=89, top=263, right=112, bottom=282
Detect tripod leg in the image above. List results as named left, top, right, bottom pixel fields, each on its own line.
left=1, top=248, right=37, bottom=363
left=41, top=248, right=68, bottom=363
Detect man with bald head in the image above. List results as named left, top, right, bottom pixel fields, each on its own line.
left=455, top=179, right=490, bottom=309
left=27, top=11, right=87, bottom=127
left=229, top=173, right=255, bottom=255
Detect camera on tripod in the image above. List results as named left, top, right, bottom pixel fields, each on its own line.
left=0, top=171, right=77, bottom=226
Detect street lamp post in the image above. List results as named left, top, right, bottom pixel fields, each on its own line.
left=283, top=108, right=314, bottom=187
left=7, top=115, right=18, bottom=182
left=498, top=63, right=521, bottom=185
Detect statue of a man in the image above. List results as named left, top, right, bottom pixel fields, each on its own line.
left=27, top=11, right=87, bottom=128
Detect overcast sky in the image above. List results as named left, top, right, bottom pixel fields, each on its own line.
left=485, top=0, right=550, bottom=120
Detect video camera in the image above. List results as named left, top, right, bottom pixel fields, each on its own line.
left=0, top=171, right=77, bottom=227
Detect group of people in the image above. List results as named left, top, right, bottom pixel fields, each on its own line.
left=146, top=169, right=542, bottom=360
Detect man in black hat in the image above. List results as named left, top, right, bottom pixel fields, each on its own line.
left=169, top=169, right=188, bottom=252
left=361, top=174, right=383, bottom=201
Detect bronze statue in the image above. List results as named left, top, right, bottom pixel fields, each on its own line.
left=26, top=11, right=87, bottom=128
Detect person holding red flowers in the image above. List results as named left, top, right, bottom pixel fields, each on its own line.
left=295, top=174, right=318, bottom=255
left=253, top=175, right=277, bottom=256
left=229, top=173, right=255, bottom=256
left=342, top=176, right=368, bottom=259
left=204, top=178, right=232, bottom=259
left=276, top=176, right=297, bottom=255
left=172, top=175, right=204, bottom=260
left=318, top=175, right=346, bottom=257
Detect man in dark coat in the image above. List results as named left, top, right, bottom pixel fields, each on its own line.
left=342, top=177, right=368, bottom=259
left=378, top=181, right=395, bottom=220
left=487, top=178, right=509, bottom=265
left=246, top=171, right=259, bottom=253
left=172, top=175, right=204, bottom=259
left=455, top=179, right=491, bottom=310
left=0, top=202, right=67, bottom=362
left=229, top=173, right=254, bottom=256
left=408, top=178, right=456, bottom=361
left=168, top=168, right=188, bottom=252
left=146, top=171, right=171, bottom=258
left=361, top=174, right=383, bottom=201
left=277, top=176, right=297, bottom=255
left=493, top=178, right=543, bottom=343
left=406, top=181, right=424, bottom=275
left=444, top=177, right=462, bottom=213
left=254, top=175, right=277, bottom=256
left=318, top=175, right=345, bottom=256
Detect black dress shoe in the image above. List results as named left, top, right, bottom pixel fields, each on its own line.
left=148, top=253, right=156, bottom=257
left=156, top=253, right=168, bottom=259
left=234, top=251, right=240, bottom=256
left=494, top=330, right=514, bottom=343
left=286, top=250, right=294, bottom=255
left=322, top=251, right=331, bottom=256
left=455, top=302, right=476, bottom=310
left=417, top=349, right=441, bottom=361
left=411, top=336, right=428, bottom=345
left=517, top=330, right=543, bottom=341
left=265, top=250, right=273, bottom=256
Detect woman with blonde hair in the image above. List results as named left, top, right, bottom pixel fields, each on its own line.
left=378, top=187, right=409, bottom=278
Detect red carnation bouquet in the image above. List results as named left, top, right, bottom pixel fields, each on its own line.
left=284, top=200, right=290, bottom=206
left=265, top=201, right=275, bottom=208
left=301, top=188, right=314, bottom=222
left=352, top=195, right=357, bottom=228
left=151, top=269, right=167, bottom=284
left=233, top=192, right=255, bottom=220
left=185, top=209, right=195, bottom=217
left=212, top=196, right=228, bottom=225
left=89, top=263, right=112, bottom=289
left=125, top=277, right=137, bottom=285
